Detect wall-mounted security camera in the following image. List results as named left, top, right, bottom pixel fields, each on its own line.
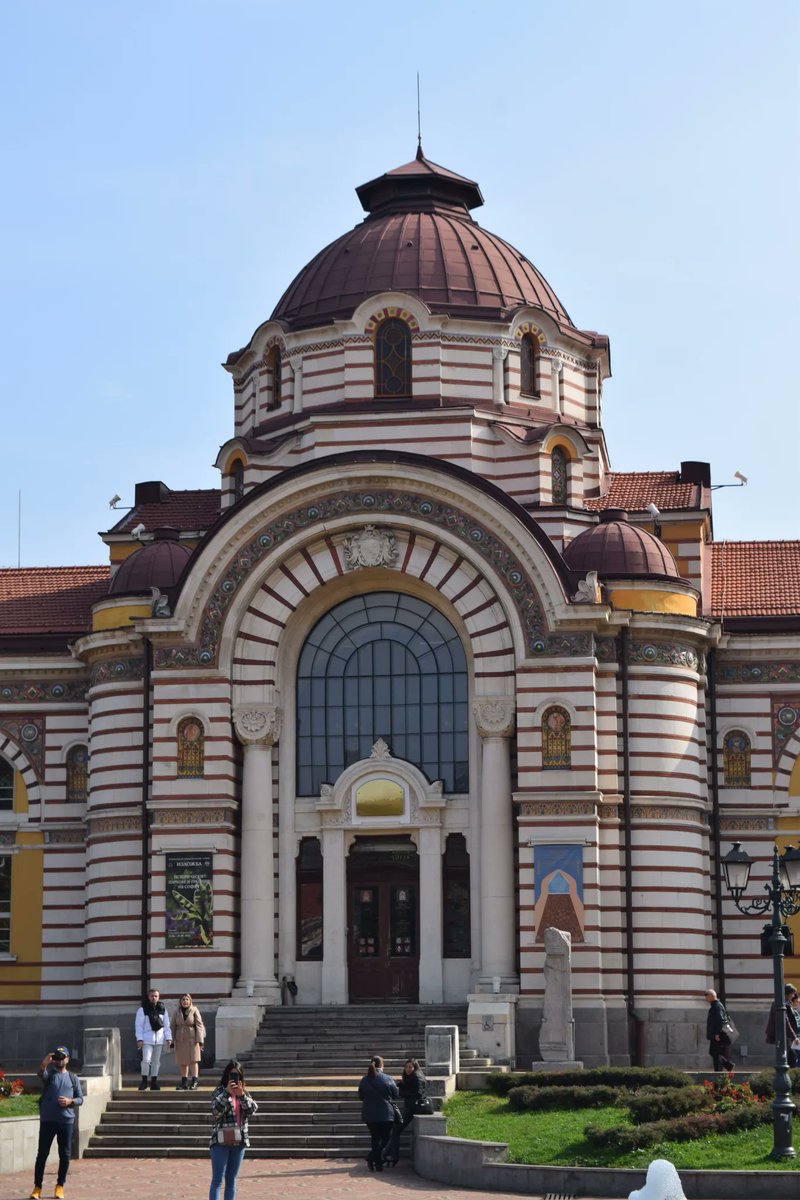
left=647, top=502, right=661, bottom=519
left=734, top=471, right=748, bottom=485
left=131, top=523, right=146, bottom=540
left=109, top=494, right=121, bottom=509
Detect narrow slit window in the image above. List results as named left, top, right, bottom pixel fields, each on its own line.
left=375, top=319, right=411, bottom=397
left=551, top=446, right=568, bottom=506
left=177, top=717, right=205, bottom=777
left=542, top=705, right=571, bottom=769
left=520, top=333, right=537, bottom=396
left=723, top=731, right=751, bottom=787
left=66, top=745, right=88, bottom=802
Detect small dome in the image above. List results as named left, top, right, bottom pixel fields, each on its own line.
left=564, top=510, right=680, bottom=579
left=271, top=149, right=573, bottom=331
left=108, top=528, right=191, bottom=596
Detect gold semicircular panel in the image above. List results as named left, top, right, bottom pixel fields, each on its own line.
left=356, top=778, right=404, bottom=817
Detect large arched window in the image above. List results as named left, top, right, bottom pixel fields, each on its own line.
left=0, top=757, right=13, bottom=811
left=551, top=446, right=568, bottom=506
left=520, top=333, right=537, bottom=396
left=375, top=319, right=411, bottom=397
left=296, top=592, right=468, bottom=795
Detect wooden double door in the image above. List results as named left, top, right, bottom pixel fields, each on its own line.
left=347, top=846, right=419, bottom=1002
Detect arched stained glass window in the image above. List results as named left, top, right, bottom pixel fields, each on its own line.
left=551, top=446, right=568, bottom=506
left=296, top=592, right=468, bottom=795
left=542, top=705, right=571, bottom=769
left=231, top=460, right=245, bottom=503
left=375, top=319, right=411, bottom=397
left=0, top=757, right=13, bottom=811
left=66, top=745, right=88, bottom=802
left=177, top=717, right=205, bottom=778
left=520, top=333, right=537, bottom=396
left=723, top=731, right=751, bottom=787
left=269, top=345, right=282, bottom=408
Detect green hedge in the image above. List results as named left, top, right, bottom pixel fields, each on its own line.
left=508, top=1084, right=626, bottom=1111
left=585, top=1101, right=771, bottom=1151
left=627, top=1085, right=707, bottom=1124
left=746, top=1068, right=800, bottom=1098
left=488, top=1066, right=692, bottom=1097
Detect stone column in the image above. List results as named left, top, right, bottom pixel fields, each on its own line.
left=417, top=825, right=444, bottom=1002
left=321, top=825, right=348, bottom=1003
left=473, top=696, right=518, bottom=990
left=492, top=346, right=508, bottom=406
left=233, top=707, right=282, bottom=1002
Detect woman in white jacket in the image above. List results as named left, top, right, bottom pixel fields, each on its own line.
left=135, top=987, right=173, bottom=1091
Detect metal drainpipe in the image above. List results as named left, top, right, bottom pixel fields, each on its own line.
left=140, top=635, right=152, bottom=1000
left=707, top=647, right=726, bottom=1002
left=619, top=626, right=639, bottom=1063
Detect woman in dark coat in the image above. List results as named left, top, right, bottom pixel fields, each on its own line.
left=384, top=1057, right=429, bottom=1165
left=358, top=1055, right=399, bottom=1172
left=704, top=987, right=734, bottom=1072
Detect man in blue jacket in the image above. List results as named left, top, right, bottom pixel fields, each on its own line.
left=30, top=1045, right=83, bottom=1200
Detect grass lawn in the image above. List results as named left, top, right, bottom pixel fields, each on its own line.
left=0, top=1095, right=40, bottom=1118
left=444, top=1091, right=800, bottom=1172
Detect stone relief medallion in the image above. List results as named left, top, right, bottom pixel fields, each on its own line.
left=233, top=706, right=282, bottom=746
left=342, top=525, right=398, bottom=570
left=473, top=696, right=516, bottom=739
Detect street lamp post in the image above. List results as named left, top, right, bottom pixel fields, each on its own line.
left=721, top=841, right=800, bottom=1160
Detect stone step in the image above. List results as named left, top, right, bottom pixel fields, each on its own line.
left=83, top=1147, right=369, bottom=1159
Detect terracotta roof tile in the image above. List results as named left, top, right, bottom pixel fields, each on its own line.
left=0, top=566, right=110, bottom=634
left=586, top=471, right=699, bottom=512
left=111, top=489, right=220, bottom=536
left=710, top=542, right=800, bottom=618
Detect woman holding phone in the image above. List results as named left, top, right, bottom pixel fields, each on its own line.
left=209, top=1059, right=257, bottom=1200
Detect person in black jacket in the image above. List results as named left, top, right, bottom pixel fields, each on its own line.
left=704, top=987, right=734, bottom=1071
left=358, top=1055, right=399, bottom=1172
left=383, top=1057, right=429, bottom=1166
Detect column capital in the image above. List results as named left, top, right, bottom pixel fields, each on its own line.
left=234, top=705, right=282, bottom=746
left=473, top=695, right=515, bottom=739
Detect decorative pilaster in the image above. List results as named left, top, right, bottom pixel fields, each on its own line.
left=321, top=827, right=348, bottom=1003
left=292, top=356, right=303, bottom=414
left=492, top=346, right=508, bottom=406
left=417, top=824, right=444, bottom=1001
left=473, top=696, right=518, bottom=991
left=233, top=706, right=282, bottom=1001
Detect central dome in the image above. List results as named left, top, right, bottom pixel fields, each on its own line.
left=271, top=148, right=574, bottom=331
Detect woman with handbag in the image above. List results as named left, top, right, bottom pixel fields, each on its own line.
left=383, top=1057, right=432, bottom=1166
left=172, top=992, right=206, bottom=1090
left=209, top=1060, right=257, bottom=1200
left=358, top=1055, right=399, bottom=1172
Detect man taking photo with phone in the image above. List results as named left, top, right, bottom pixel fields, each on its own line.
left=30, top=1045, right=83, bottom=1200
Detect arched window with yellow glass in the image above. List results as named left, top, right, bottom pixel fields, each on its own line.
left=66, top=744, right=88, bottom=802
left=723, top=730, right=751, bottom=787
left=177, top=717, right=205, bottom=778
left=542, top=705, right=571, bottom=769
left=375, top=319, right=411, bottom=397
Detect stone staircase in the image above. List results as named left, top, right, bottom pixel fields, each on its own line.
left=85, top=1003, right=479, bottom=1159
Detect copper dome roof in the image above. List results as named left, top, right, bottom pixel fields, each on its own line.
left=108, top=528, right=191, bottom=596
left=563, top=510, right=680, bottom=579
left=271, top=149, right=574, bottom=331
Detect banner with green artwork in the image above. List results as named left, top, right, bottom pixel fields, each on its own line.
left=165, top=853, right=213, bottom=948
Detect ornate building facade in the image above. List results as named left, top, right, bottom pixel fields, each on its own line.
left=1, top=149, right=799, bottom=1066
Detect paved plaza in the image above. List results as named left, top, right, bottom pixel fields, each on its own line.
left=0, top=1157, right=625, bottom=1200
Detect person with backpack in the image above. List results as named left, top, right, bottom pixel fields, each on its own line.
left=704, top=987, right=734, bottom=1072
left=30, top=1045, right=83, bottom=1200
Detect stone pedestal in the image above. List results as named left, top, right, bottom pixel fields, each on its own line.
left=467, top=992, right=518, bottom=1065
left=425, top=1024, right=460, bottom=1076
left=215, top=996, right=267, bottom=1064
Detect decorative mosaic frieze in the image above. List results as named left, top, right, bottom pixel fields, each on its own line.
left=517, top=800, right=596, bottom=817
left=47, top=828, right=86, bottom=844
left=772, top=697, right=800, bottom=766
left=150, top=807, right=235, bottom=826
left=0, top=717, right=43, bottom=776
left=0, top=831, right=15, bottom=846
left=719, top=816, right=775, bottom=832
left=629, top=641, right=704, bottom=674
left=630, top=804, right=704, bottom=824
left=89, top=657, right=145, bottom=688
left=542, top=346, right=597, bottom=372
left=595, top=639, right=618, bottom=663
left=87, top=814, right=143, bottom=834
left=413, top=332, right=517, bottom=350
left=364, top=307, right=420, bottom=333
left=0, top=678, right=88, bottom=704
left=157, top=487, right=590, bottom=669
left=716, top=661, right=800, bottom=685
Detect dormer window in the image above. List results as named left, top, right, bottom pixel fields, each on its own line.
left=375, top=319, right=411, bottom=397
left=520, top=332, right=537, bottom=396
left=268, top=345, right=282, bottom=409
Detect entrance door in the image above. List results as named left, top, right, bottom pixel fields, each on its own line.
left=348, top=854, right=419, bottom=1002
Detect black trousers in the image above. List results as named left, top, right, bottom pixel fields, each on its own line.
left=385, top=1103, right=414, bottom=1160
left=709, top=1035, right=734, bottom=1071
left=365, top=1120, right=394, bottom=1168
left=34, top=1121, right=73, bottom=1186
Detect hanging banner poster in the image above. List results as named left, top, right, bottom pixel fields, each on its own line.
left=165, top=853, right=213, bottom=948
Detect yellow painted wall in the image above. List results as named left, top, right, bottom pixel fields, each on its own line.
left=92, top=601, right=152, bottom=631
left=608, top=587, right=697, bottom=616
left=788, top=756, right=800, bottom=798
left=13, top=771, right=28, bottom=814
left=0, top=830, right=43, bottom=1001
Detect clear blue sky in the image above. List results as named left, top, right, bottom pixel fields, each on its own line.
left=1, top=0, right=798, bottom=567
